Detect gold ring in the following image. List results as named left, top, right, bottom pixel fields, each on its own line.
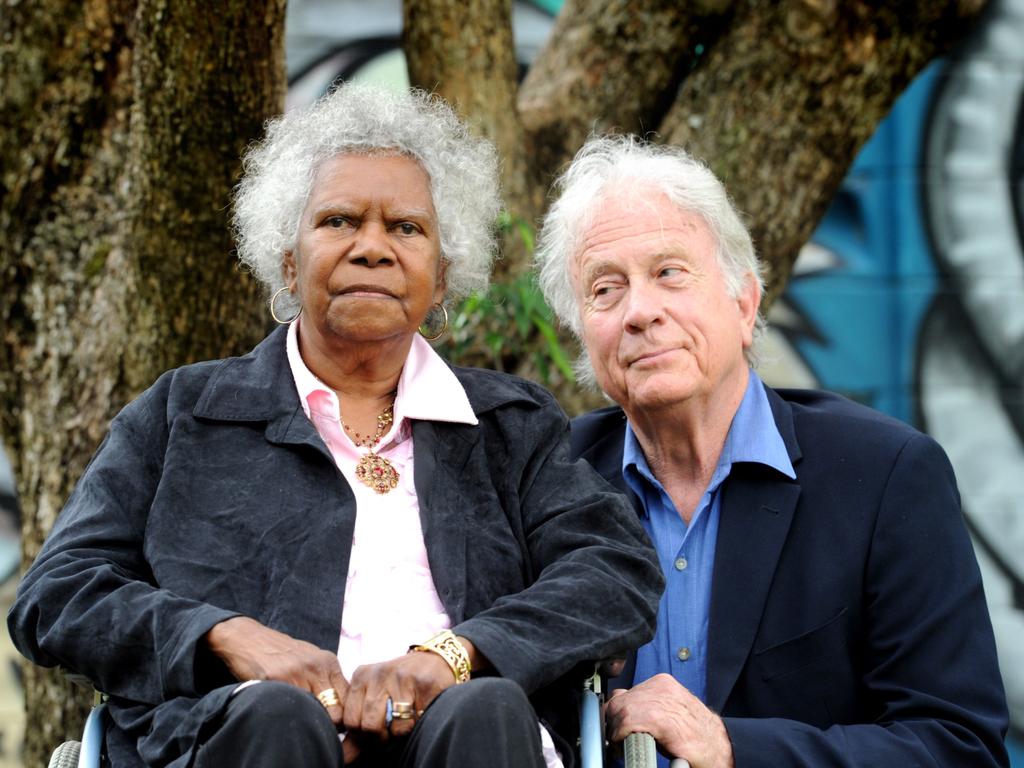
left=316, top=687, right=340, bottom=709
left=391, top=700, right=416, bottom=720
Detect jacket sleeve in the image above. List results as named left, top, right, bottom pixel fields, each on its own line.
left=723, top=433, right=1010, bottom=767
left=6, top=377, right=239, bottom=704
left=452, top=392, right=664, bottom=695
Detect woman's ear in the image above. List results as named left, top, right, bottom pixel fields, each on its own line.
left=433, top=260, right=449, bottom=304
left=282, top=250, right=298, bottom=293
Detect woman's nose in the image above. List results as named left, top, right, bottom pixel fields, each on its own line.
left=348, top=223, right=393, bottom=267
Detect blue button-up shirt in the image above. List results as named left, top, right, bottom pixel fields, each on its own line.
left=624, top=373, right=795, bottom=726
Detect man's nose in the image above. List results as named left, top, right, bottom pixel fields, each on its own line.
left=348, top=223, right=393, bottom=267
left=622, top=280, right=663, bottom=331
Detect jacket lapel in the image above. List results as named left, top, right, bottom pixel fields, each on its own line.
left=412, top=418, right=480, bottom=625
left=574, top=411, right=644, bottom=688
left=192, top=325, right=337, bottom=465
left=704, top=387, right=802, bottom=711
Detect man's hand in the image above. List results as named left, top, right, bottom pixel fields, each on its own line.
left=205, top=616, right=349, bottom=729
left=605, top=673, right=734, bottom=768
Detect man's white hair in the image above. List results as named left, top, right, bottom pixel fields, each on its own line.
left=233, top=83, right=501, bottom=317
left=535, top=136, right=765, bottom=382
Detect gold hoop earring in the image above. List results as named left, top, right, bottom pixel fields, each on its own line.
left=419, top=303, right=449, bottom=341
left=270, top=286, right=299, bottom=325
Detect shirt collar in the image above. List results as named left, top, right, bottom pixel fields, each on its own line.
left=285, top=318, right=477, bottom=427
left=718, top=371, right=795, bottom=480
left=622, top=371, right=795, bottom=508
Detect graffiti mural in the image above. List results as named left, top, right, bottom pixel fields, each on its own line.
left=763, top=0, right=1024, bottom=759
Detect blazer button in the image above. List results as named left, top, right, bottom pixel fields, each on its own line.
left=674, top=557, right=688, bottom=571
left=677, top=647, right=691, bottom=662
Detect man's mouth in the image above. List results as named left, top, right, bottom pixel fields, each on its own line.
left=626, top=349, right=673, bottom=366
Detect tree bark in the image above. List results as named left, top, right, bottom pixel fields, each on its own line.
left=0, top=1, right=285, bottom=763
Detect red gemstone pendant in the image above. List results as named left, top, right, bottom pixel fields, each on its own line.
left=355, top=453, right=399, bottom=494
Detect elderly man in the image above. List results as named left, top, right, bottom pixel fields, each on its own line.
left=535, top=136, right=1010, bottom=768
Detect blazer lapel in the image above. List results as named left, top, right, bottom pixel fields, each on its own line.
left=412, top=419, right=480, bottom=625
left=705, top=388, right=803, bottom=711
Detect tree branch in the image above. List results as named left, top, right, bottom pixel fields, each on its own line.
left=518, top=0, right=734, bottom=189
left=658, top=0, right=988, bottom=307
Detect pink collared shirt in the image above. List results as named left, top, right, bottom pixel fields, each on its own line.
left=286, top=318, right=477, bottom=680
left=286, top=320, right=563, bottom=767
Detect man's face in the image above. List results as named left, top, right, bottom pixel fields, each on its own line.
left=573, top=190, right=759, bottom=416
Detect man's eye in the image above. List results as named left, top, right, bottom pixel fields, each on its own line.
left=395, top=222, right=419, bottom=235
left=659, top=267, right=681, bottom=277
left=324, top=216, right=348, bottom=228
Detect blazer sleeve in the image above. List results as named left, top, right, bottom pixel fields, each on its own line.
left=6, top=378, right=239, bottom=704
left=723, top=433, right=1010, bottom=767
left=452, top=393, right=664, bottom=695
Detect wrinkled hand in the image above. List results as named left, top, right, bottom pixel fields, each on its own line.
left=205, top=616, right=349, bottom=731
left=343, top=650, right=455, bottom=741
left=605, top=673, right=734, bottom=768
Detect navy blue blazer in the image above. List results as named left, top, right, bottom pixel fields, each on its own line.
left=9, top=327, right=662, bottom=768
left=571, top=386, right=1009, bottom=767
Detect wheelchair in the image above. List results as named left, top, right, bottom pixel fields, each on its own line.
left=49, top=672, right=673, bottom=768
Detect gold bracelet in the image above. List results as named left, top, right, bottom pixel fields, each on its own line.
left=409, top=629, right=471, bottom=684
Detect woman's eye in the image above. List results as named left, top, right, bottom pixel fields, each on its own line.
left=395, top=222, right=419, bottom=235
left=659, top=267, right=681, bottom=278
left=324, top=216, right=348, bottom=228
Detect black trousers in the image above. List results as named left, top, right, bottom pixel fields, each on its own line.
left=193, top=678, right=548, bottom=768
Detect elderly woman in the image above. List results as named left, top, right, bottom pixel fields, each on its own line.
left=8, top=85, right=662, bottom=768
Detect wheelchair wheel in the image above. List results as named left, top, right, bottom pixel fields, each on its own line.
left=47, top=740, right=81, bottom=768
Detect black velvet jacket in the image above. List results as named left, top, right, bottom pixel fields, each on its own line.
left=9, top=326, right=662, bottom=767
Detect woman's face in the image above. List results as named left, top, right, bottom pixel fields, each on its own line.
left=283, top=153, right=445, bottom=345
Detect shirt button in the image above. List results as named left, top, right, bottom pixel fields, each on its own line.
left=674, top=557, right=688, bottom=571
left=677, top=647, right=691, bottom=662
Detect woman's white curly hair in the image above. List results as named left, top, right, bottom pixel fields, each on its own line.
left=233, top=83, right=501, bottom=317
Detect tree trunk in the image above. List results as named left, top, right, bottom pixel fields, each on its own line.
left=0, top=1, right=286, bottom=763
left=403, top=0, right=540, bottom=280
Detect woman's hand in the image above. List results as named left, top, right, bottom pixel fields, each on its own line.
left=343, top=649, right=455, bottom=740
left=205, top=616, right=350, bottom=729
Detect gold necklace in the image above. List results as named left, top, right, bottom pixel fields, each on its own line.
left=341, top=403, right=399, bottom=494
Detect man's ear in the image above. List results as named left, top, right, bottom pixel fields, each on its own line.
left=282, top=250, right=298, bottom=293
left=737, top=271, right=761, bottom=349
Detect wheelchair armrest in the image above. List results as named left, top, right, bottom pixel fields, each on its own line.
left=79, top=701, right=109, bottom=768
